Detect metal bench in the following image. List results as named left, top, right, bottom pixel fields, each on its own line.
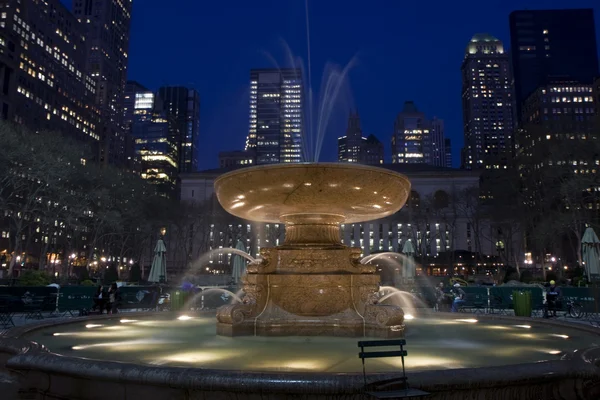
left=358, top=339, right=429, bottom=399
left=0, top=295, right=22, bottom=328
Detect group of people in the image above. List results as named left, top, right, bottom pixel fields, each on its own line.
left=92, top=283, right=121, bottom=314
left=433, top=279, right=563, bottom=316
left=435, top=282, right=466, bottom=312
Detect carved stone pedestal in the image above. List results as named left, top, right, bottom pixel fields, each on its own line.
left=216, top=246, right=405, bottom=338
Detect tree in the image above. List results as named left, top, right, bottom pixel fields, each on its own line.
left=0, top=123, right=88, bottom=275
left=522, top=134, right=600, bottom=265
left=0, top=121, right=173, bottom=278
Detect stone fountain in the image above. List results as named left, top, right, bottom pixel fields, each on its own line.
left=215, top=163, right=411, bottom=337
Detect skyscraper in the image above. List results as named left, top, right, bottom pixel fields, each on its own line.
left=337, top=111, right=384, bottom=165
left=430, top=117, right=446, bottom=168
left=124, top=84, right=177, bottom=197
left=245, top=68, right=303, bottom=165
left=391, top=101, right=431, bottom=165
left=157, top=86, right=201, bottom=173
left=338, top=110, right=363, bottom=163
left=0, top=0, right=100, bottom=148
left=509, top=9, right=599, bottom=123
left=461, top=34, right=514, bottom=170
left=124, top=81, right=150, bottom=133
left=362, top=134, right=384, bottom=166
left=72, top=0, right=133, bottom=167
left=444, top=138, right=452, bottom=168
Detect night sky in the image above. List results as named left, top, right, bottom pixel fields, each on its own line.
left=62, top=0, right=600, bottom=169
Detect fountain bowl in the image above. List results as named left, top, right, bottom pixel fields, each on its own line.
left=215, top=163, right=411, bottom=224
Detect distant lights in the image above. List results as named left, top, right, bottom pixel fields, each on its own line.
left=177, top=315, right=192, bottom=321
left=456, top=319, right=478, bottom=323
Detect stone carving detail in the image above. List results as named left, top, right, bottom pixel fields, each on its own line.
left=216, top=303, right=256, bottom=325
left=364, top=302, right=405, bottom=328
left=247, top=248, right=275, bottom=274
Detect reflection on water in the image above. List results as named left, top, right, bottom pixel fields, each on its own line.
left=27, top=315, right=596, bottom=373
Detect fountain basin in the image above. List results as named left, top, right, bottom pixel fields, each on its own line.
left=2, top=313, right=600, bottom=400
left=215, top=163, right=411, bottom=225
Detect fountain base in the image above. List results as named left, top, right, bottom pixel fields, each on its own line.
left=216, top=247, right=405, bottom=338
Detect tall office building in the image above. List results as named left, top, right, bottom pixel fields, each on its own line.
left=337, top=111, right=384, bottom=165
left=391, top=101, right=432, bottom=165
left=0, top=0, right=100, bottom=147
left=444, top=138, right=452, bottom=168
left=430, top=117, right=446, bottom=168
left=362, top=134, right=384, bottom=165
left=245, top=68, right=303, bottom=165
left=157, top=86, right=200, bottom=173
left=338, top=110, right=363, bottom=163
left=461, top=34, right=514, bottom=170
left=124, top=81, right=149, bottom=132
left=125, top=85, right=177, bottom=197
left=509, top=9, right=599, bottom=123
left=72, top=0, right=133, bottom=167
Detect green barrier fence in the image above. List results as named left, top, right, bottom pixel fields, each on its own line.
left=560, top=287, right=600, bottom=314
left=56, top=286, right=96, bottom=315
left=118, top=286, right=160, bottom=310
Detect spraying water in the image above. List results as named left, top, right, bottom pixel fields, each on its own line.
left=262, top=1, right=356, bottom=162
left=183, top=288, right=243, bottom=310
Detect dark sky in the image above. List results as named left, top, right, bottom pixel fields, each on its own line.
left=63, top=0, right=600, bottom=169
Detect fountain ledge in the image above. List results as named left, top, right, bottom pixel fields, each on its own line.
left=2, top=313, right=600, bottom=399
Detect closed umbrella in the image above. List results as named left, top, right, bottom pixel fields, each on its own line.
left=148, top=239, right=167, bottom=283
left=231, top=239, right=247, bottom=284
left=402, top=240, right=416, bottom=278
left=582, top=227, right=600, bottom=282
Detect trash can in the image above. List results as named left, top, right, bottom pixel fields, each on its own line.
left=513, top=290, right=532, bottom=317
left=171, top=290, right=186, bottom=312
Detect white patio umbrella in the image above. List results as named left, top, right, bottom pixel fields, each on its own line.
left=402, top=240, right=416, bottom=278
left=582, top=227, right=600, bottom=282
left=148, top=239, right=167, bottom=283
left=231, top=239, right=247, bottom=284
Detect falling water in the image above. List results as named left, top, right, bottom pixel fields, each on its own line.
left=360, top=252, right=417, bottom=286
left=377, top=286, right=429, bottom=317
left=183, top=288, right=243, bottom=310
left=184, top=248, right=256, bottom=275
left=263, top=1, right=356, bottom=163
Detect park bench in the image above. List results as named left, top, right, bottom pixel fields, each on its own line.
left=458, top=292, right=486, bottom=313
left=22, top=293, right=56, bottom=319
left=358, top=339, right=429, bottom=399
left=0, top=295, right=23, bottom=328
left=54, top=286, right=96, bottom=316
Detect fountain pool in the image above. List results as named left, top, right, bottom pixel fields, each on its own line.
left=23, top=313, right=598, bottom=372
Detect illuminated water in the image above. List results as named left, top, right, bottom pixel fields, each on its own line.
left=27, top=315, right=598, bottom=373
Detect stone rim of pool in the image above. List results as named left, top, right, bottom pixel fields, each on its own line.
left=2, top=312, right=600, bottom=400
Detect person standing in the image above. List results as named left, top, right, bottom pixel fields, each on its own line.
left=107, top=283, right=121, bottom=314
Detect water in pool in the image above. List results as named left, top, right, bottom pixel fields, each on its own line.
left=26, top=314, right=599, bottom=373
